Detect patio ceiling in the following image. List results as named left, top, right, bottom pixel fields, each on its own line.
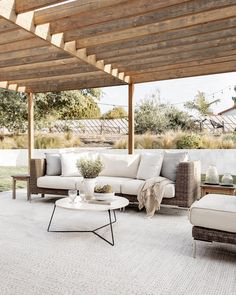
left=0, top=0, right=236, bottom=93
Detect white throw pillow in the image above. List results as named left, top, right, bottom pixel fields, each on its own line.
left=45, top=153, right=61, bottom=176
left=60, top=152, right=88, bottom=177
left=137, top=153, right=163, bottom=180
left=100, top=153, right=140, bottom=178
left=161, top=151, right=188, bottom=182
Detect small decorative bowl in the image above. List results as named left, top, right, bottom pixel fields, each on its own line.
left=94, top=192, right=115, bottom=201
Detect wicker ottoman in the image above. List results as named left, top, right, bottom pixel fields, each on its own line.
left=189, top=194, right=236, bottom=257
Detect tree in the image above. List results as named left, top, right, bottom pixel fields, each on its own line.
left=135, top=97, right=167, bottom=134
left=0, top=89, right=28, bottom=134
left=135, top=96, right=193, bottom=134
left=0, top=89, right=102, bottom=134
left=102, top=106, right=127, bottom=119
left=184, top=91, right=220, bottom=116
left=35, top=90, right=101, bottom=120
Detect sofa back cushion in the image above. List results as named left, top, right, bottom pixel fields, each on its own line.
left=137, top=153, right=163, bottom=180
left=45, top=153, right=61, bottom=176
left=161, top=151, right=188, bottom=182
left=61, top=152, right=89, bottom=177
left=100, top=153, right=140, bottom=178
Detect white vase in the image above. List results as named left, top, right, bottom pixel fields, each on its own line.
left=83, top=178, right=96, bottom=200
left=205, top=165, right=219, bottom=184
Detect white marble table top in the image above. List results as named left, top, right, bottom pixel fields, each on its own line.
left=55, top=196, right=129, bottom=211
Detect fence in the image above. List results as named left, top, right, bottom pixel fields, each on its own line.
left=47, top=118, right=129, bottom=135
left=196, top=115, right=236, bottom=133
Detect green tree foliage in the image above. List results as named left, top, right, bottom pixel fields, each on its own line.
left=0, top=89, right=102, bottom=134
left=135, top=96, right=193, bottom=134
left=0, top=89, right=28, bottom=133
left=184, top=91, right=220, bottom=116
left=102, top=106, right=127, bottom=119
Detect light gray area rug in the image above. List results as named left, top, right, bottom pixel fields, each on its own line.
left=0, top=190, right=235, bottom=295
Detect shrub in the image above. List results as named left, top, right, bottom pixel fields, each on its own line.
left=77, top=157, right=103, bottom=178
left=176, top=133, right=202, bottom=149
left=35, top=135, right=64, bottom=149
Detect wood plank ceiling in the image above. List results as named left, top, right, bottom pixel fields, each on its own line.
left=0, top=0, right=236, bottom=93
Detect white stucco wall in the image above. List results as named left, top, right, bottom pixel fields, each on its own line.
left=0, top=148, right=235, bottom=175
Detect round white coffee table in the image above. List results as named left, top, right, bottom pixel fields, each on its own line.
left=47, top=197, right=129, bottom=246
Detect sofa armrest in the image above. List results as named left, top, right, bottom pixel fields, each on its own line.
left=30, top=159, right=46, bottom=194
left=175, top=161, right=201, bottom=207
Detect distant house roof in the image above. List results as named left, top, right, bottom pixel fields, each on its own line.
left=218, top=96, right=236, bottom=115
left=218, top=105, right=236, bottom=115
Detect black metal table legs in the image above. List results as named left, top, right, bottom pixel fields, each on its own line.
left=47, top=205, right=117, bottom=246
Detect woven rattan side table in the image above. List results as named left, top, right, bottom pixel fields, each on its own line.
left=200, top=183, right=236, bottom=197
left=11, top=174, right=30, bottom=201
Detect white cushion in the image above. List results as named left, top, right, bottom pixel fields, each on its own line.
left=163, top=183, right=175, bottom=199
left=121, top=179, right=175, bottom=197
left=96, top=176, right=132, bottom=194
left=100, top=154, right=140, bottom=178
left=45, top=153, right=61, bottom=176
left=121, top=179, right=145, bottom=195
left=37, top=176, right=83, bottom=190
left=189, top=194, right=236, bottom=233
left=137, top=153, right=163, bottom=180
left=60, top=152, right=88, bottom=177
left=161, top=151, right=188, bottom=182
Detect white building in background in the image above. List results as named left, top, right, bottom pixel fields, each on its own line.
left=218, top=88, right=236, bottom=116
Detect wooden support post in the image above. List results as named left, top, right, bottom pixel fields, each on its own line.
left=128, top=83, right=134, bottom=154
left=27, top=92, right=34, bottom=173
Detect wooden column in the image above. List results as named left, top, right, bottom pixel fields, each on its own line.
left=128, top=83, right=134, bottom=154
left=27, top=92, right=34, bottom=172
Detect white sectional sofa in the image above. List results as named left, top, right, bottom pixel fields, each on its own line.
left=30, top=151, right=200, bottom=208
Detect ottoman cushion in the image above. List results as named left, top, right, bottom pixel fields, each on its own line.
left=189, top=194, right=236, bottom=233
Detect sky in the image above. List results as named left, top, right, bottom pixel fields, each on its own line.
left=100, top=72, right=236, bottom=115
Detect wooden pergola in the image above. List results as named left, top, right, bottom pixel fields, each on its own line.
left=1, top=0, right=236, bottom=166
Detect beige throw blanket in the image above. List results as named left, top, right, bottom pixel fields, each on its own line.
left=138, top=176, right=174, bottom=217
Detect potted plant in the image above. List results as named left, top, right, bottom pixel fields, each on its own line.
left=77, top=157, right=103, bottom=199
left=94, top=185, right=115, bottom=201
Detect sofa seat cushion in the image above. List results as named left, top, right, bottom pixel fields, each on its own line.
left=189, top=194, right=236, bottom=233
left=163, top=183, right=175, bottom=199
left=96, top=176, right=132, bottom=194
left=121, top=178, right=175, bottom=197
left=121, top=179, right=145, bottom=195
left=37, top=176, right=83, bottom=190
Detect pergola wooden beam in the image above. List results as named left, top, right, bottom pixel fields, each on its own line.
left=126, top=55, right=236, bottom=76
left=0, top=0, right=129, bottom=86
left=132, top=60, right=236, bottom=83
left=63, top=0, right=234, bottom=42
left=37, top=0, right=191, bottom=32
left=112, top=43, right=236, bottom=71
left=15, top=0, right=66, bottom=14
left=94, top=27, right=236, bottom=60
left=128, top=83, right=134, bottom=155
left=0, top=50, right=69, bottom=69
left=0, top=58, right=93, bottom=80
left=86, top=16, right=236, bottom=55
left=34, top=0, right=128, bottom=25
left=76, top=5, right=236, bottom=48
left=27, top=92, right=34, bottom=171
left=10, top=71, right=100, bottom=85
left=104, top=35, right=236, bottom=65
left=23, top=78, right=125, bottom=93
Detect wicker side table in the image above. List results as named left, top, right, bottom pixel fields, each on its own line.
left=11, top=174, right=30, bottom=201
left=200, top=183, right=236, bottom=197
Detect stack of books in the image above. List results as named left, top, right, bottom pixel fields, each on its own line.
left=86, top=198, right=117, bottom=205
